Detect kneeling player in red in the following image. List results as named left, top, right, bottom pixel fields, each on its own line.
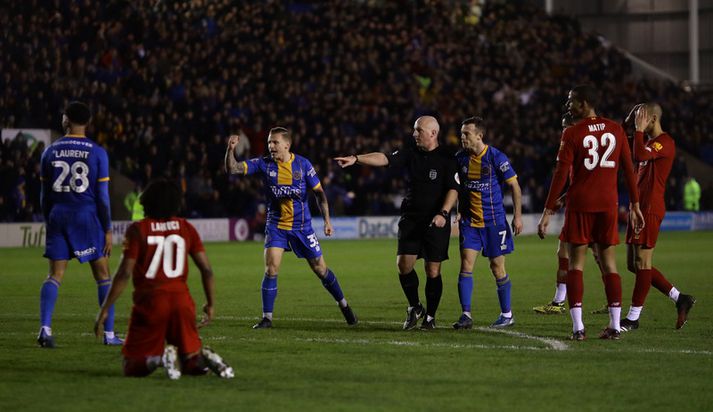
left=94, top=179, right=233, bottom=379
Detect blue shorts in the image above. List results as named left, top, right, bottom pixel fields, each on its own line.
left=459, top=220, right=514, bottom=258
left=264, top=225, right=323, bottom=260
left=44, top=209, right=106, bottom=263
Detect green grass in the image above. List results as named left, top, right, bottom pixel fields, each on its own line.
left=1, top=232, right=712, bottom=411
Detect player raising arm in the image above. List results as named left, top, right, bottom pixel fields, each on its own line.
left=95, top=179, right=233, bottom=379
left=226, top=127, right=357, bottom=328
left=620, top=103, right=695, bottom=331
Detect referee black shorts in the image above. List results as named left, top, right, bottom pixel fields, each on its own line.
left=397, top=214, right=451, bottom=262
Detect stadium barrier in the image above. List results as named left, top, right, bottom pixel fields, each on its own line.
left=2, top=212, right=712, bottom=248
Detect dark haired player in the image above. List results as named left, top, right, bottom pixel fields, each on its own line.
left=225, top=127, right=357, bottom=329
left=38, top=101, right=122, bottom=347
left=335, top=116, right=459, bottom=330
left=538, top=85, right=644, bottom=340
left=452, top=117, right=523, bottom=329
left=95, top=179, right=233, bottom=379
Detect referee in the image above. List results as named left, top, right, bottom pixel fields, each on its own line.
left=335, top=116, right=459, bottom=330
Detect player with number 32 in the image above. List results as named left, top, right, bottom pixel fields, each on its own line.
left=538, top=85, right=644, bottom=341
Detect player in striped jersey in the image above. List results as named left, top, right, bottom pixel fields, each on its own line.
left=225, top=127, right=357, bottom=329
left=452, top=117, right=523, bottom=330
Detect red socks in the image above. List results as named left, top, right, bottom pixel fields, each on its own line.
left=632, top=269, right=652, bottom=306
left=566, top=269, right=583, bottom=307
left=602, top=273, right=622, bottom=307
left=650, top=267, right=673, bottom=296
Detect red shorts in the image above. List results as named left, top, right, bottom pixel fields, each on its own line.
left=122, top=290, right=202, bottom=360
left=626, top=212, right=662, bottom=248
left=561, top=209, right=619, bottom=245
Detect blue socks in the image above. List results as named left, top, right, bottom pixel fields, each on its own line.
left=458, top=272, right=473, bottom=312
left=40, top=278, right=60, bottom=328
left=261, top=274, right=278, bottom=313
left=321, top=269, right=345, bottom=302
left=97, top=279, right=115, bottom=332
left=496, top=274, right=512, bottom=314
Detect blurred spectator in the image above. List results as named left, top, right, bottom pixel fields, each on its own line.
left=683, top=176, right=701, bottom=211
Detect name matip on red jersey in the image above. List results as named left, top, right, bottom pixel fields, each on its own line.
left=633, top=131, right=675, bottom=217
left=122, top=217, right=204, bottom=293
left=545, top=116, right=638, bottom=212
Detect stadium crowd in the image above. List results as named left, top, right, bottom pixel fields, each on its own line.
left=1, top=0, right=711, bottom=222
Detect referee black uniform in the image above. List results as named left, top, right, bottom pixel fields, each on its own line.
left=386, top=144, right=459, bottom=327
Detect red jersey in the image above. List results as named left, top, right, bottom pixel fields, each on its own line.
left=633, top=131, right=674, bottom=217
left=545, top=116, right=638, bottom=212
left=122, top=217, right=205, bottom=293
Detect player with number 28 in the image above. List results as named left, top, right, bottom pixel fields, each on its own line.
left=38, top=101, right=122, bottom=348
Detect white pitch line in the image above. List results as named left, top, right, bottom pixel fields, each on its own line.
left=9, top=313, right=713, bottom=356
left=212, top=315, right=569, bottom=351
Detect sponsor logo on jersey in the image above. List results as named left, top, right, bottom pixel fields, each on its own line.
left=499, top=162, right=510, bottom=173
left=465, top=181, right=490, bottom=191
left=307, top=168, right=317, bottom=177
left=269, top=170, right=277, bottom=177
left=270, top=186, right=302, bottom=198
left=429, top=169, right=437, bottom=180
left=74, top=247, right=97, bottom=258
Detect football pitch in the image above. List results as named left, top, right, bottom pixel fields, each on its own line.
left=1, top=232, right=711, bottom=411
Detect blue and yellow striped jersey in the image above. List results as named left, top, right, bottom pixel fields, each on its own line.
left=456, top=145, right=517, bottom=228
left=243, top=153, right=321, bottom=231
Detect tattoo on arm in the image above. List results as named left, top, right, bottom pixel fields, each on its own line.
left=224, top=148, right=245, bottom=174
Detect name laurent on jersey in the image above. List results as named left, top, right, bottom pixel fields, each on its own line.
left=53, top=149, right=90, bottom=159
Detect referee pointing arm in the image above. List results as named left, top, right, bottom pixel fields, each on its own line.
left=335, top=116, right=458, bottom=330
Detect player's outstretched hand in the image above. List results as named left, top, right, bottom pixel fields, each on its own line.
left=334, top=155, right=356, bottom=168
left=103, top=232, right=112, bottom=257
left=430, top=214, right=447, bottom=228
left=227, top=134, right=240, bottom=150
left=324, top=221, right=334, bottom=237
left=198, top=303, right=213, bottom=329
left=94, top=310, right=108, bottom=338
left=511, top=216, right=523, bottom=236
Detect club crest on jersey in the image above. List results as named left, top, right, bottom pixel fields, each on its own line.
left=429, top=169, right=437, bottom=180
left=481, top=166, right=490, bottom=176
left=652, top=142, right=663, bottom=152
left=462, top=166, right=468, bottom=174
left=293, top=170, right=302, bottom=180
